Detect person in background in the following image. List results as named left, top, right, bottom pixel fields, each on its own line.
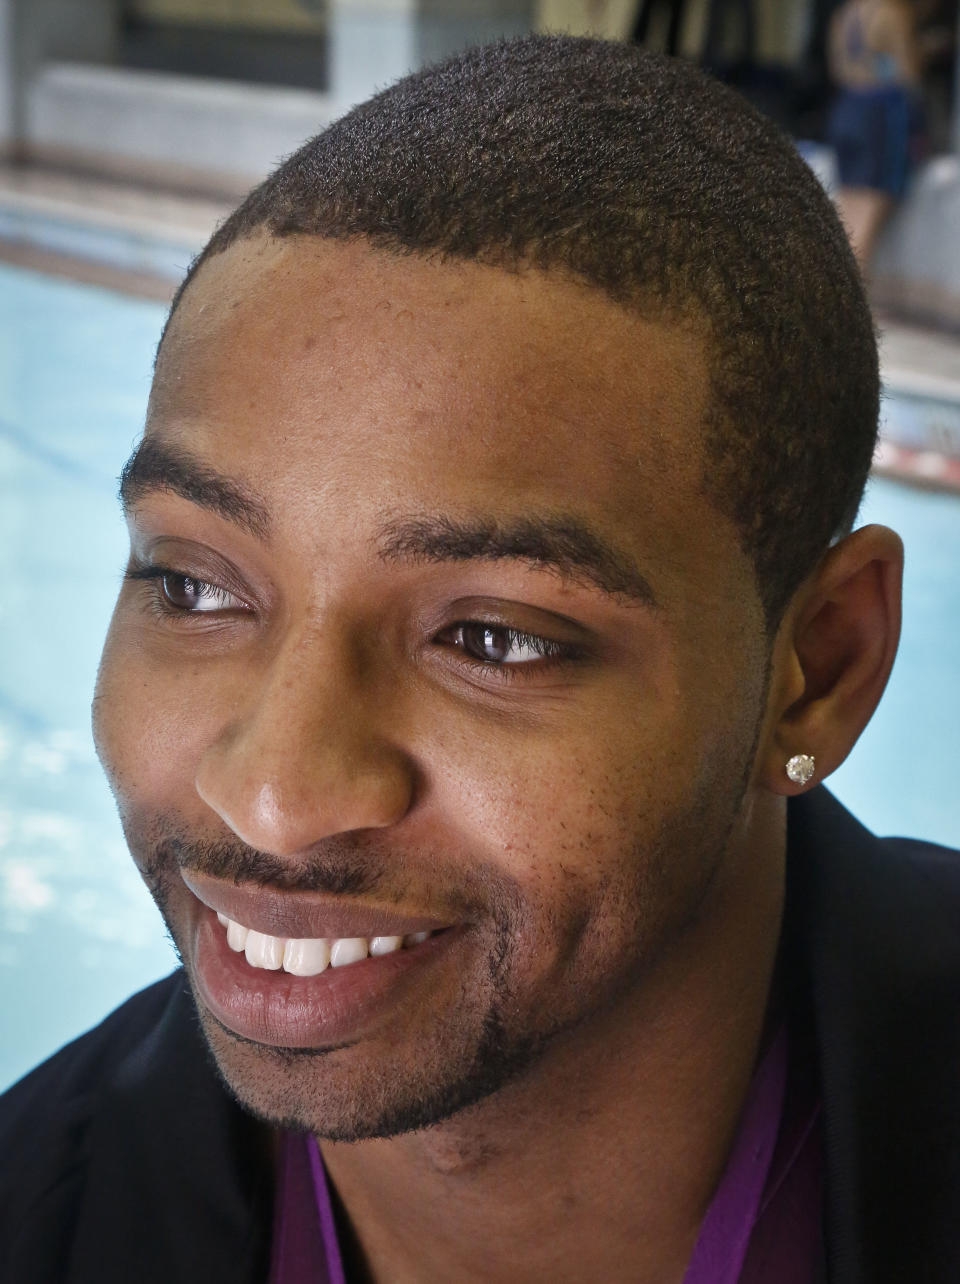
left=827, top=0, right=927, bottom=270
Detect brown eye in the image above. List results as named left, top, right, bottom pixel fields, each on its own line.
left=452, top=623, right=562, bottom=664
left=160, top=573, right=240, bottom=613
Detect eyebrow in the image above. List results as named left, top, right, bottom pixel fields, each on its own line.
left=118, top=439, right=271, bottom=540
left=118, top=443, right=656, bottom=606
left=378, top=514, right=657, bottom=606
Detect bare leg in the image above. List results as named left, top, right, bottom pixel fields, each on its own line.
left=834, top=186, right=895, bottom=274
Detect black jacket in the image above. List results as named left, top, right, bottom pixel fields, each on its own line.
left=1, top=789, right=958, bottom=1283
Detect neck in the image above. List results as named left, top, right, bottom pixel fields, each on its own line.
left=320, top=803, right=786, bottom=1284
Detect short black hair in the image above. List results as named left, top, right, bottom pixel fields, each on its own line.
left=167, top=34, right=878, bottom=627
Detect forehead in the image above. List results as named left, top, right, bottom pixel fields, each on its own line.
left=156, top=236, right=708, bottom=497
left=150, top=236, right=752, bottom=620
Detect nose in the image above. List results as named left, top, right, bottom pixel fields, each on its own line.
left=194, top=633, right=416, bottom=856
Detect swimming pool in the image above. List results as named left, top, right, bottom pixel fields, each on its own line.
left=2, top=260, right=959, bottom=1091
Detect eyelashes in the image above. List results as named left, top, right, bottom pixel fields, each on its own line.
left=437, top=621, right=578, bottom=669
left=126, top=565, right=246, bottom=614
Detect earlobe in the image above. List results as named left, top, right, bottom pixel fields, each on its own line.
left=758, top=524, right=904, bottom=796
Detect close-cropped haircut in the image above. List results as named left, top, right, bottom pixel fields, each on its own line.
left=166, top=34, right=878, bottom=627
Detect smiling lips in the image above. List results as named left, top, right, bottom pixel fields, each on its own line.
left=182, top=867, right=456, bottom=1046
left=218, top=911, right=436, bottom=975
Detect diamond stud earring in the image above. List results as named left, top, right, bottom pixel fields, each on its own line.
left=785, top=754, right=816, bottom=786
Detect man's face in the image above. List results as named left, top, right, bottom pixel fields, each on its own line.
left=93, top=236, right=772, bottom=1141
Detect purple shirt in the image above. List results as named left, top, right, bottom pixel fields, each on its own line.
left=682, top=1025, right=822, bottom=1283
left=269, top=1025, right=821, bottom=1283
left=269, top=1127, right=346, bottom=1284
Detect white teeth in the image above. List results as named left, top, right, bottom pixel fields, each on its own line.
left=369, top=935, right=403, bottom=957
left=244, top=930, right=284, bottom=970
left=282, top=937, right=331, bottom=976
left=330, top=937, right=369, bottom=968
left=226, top=920, right=249, bottom=952
left=218, top=914, right=436, bottom=971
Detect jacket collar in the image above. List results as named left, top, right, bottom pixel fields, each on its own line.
left=68, top=973, right=272, bottom=1284
left=786, top=788, right=960, bottom=1284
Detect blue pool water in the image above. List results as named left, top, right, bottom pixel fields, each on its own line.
left=2, top=260, right=959, bottom=1091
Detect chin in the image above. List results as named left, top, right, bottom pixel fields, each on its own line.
left=191, top=983, right=552, bottom=1142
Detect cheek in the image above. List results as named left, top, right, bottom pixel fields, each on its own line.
left=92, top=613, right=223, bottom=817
left=413, top=657, right=758, bottom=951
left=418, top=697, right=678, bottom=898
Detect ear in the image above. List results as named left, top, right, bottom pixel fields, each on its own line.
left=757, top=524, right=903, bottom=796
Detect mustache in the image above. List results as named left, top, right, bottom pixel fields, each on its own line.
left=130, top=815, right=520, bottom=929
left=143, top=833, right=386, bottom=899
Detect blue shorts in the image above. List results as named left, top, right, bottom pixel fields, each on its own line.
left=827, top=86, right=924, bottom=197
